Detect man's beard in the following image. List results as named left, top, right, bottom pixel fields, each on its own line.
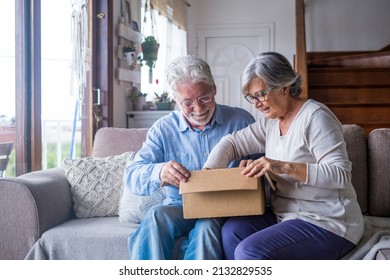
left=187, top=108, right=213, bottom=126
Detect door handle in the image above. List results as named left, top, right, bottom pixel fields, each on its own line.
left=93, top=87, right=101, bottom=105
left=93, top=88, right=102, bottom=128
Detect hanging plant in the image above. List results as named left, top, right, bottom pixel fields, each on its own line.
left=141, top=35, right=159, bottom=83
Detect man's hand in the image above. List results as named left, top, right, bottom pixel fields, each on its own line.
left=160, top=160, right=190, bottom=188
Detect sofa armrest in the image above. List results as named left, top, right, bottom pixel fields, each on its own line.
left=0, top=167, right=74, bottom=259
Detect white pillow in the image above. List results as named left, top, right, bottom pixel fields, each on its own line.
left=63, top=152, right=135, bottom=218
left=118, top=157, right=166, bottom=223
left=118, top=185, right=166, bottom=224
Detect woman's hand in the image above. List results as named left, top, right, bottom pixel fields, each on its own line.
left=160, top=160, right=190, bottom=188
left=241, top=156, right=307, bottom=182
left=241, top=156, right=284, bottom=178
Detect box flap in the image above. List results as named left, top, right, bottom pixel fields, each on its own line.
left=179, top=167, right=259, bottom=194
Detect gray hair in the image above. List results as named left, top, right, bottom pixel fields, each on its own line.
left=166, top=55, right=215, bottom=96
left=241, top=52, right=302, bottom=96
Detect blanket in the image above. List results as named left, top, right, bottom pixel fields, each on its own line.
left=343, top=215, right=390, bottom=260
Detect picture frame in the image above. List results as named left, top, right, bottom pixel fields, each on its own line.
left=121, top=0, right=132, bottom=25
left=132, top=20, right=139, bottom=32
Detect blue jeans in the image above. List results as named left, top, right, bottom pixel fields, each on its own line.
left=128, top=204, right=225, bottom=259
left=222, top=208, right=355, bottom=260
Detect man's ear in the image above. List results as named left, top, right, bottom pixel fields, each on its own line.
left=212, top=84, right=217, bottom=97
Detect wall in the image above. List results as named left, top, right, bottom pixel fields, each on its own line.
left=305, top=0, right=390, bottom=51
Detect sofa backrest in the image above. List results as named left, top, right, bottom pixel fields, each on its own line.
left=92, top=127, right=148, bottom=158
left=342, top=124, right=368, bottom=214
left=343, top=125, right=390, bottom=217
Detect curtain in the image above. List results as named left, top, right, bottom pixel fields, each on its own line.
left=150, top=0, right=188, bottom=30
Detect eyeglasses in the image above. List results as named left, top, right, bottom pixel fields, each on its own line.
left=244, top=87, right=275, bottom=104
left=178, top=92, right=214, bottom=109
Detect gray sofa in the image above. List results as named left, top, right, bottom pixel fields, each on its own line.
left=0, top=125, right=389, bottom=260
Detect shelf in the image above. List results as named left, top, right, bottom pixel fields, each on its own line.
left=126, top=110, right=173, bottom=128
left=118, top=22, right=142, bottom=43
left=117, top=68, right=141, bottom=83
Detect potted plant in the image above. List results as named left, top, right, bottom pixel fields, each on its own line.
left=123, top=44, right=137, bottom=67
left=128, top=87, right=148, bottom=111
left=141, top=36, right=159, bottom=83
left=154, top=91, right=175, bottom=110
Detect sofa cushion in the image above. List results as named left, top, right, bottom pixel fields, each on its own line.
left=368, top=128, right=390, bottom=216
left=24, top=217, right=138, bottom=259
left=63, top=152, right=135, bottom=218
left=342, top=124, right=368, bottom=214
left=92, top=127, right=148, bottom=157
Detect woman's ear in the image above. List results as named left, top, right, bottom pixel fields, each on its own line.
left=282, top=85, right=291, bottom=96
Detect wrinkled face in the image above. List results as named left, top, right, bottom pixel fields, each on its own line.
left=245, top=78, right=287, bottom=119
left=175, top=82, right=216, bottom=129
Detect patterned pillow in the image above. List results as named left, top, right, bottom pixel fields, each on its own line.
left=63, top=152, right=135, bottom=218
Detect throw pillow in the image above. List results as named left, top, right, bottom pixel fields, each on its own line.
left=118, top=184, right=166, bottom=224
left=118, top=157, right=166, bottom=224
left=63, top=152, right=135, bottom=218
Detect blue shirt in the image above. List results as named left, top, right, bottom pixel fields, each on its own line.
left=124, top=104, right=255, bottom=204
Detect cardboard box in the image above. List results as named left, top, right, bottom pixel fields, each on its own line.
left=179, top=167, right=265, bottom=219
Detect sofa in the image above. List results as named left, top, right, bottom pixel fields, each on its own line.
left=0, top=125, right=389, bottom=260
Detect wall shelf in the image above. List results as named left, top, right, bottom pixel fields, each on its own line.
left=116, top=19, right=143, bottom=85
left=126, top=110, right=173, bottom=128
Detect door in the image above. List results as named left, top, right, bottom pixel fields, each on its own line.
left=197, top=24, right=274, bottom=120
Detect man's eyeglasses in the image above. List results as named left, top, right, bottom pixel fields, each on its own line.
left=244, top=87, right=275, bottom=104
left=178, top=92, right=214, bottom=109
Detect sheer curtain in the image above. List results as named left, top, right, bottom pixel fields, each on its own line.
left=141, top=3, right=187, bottom=101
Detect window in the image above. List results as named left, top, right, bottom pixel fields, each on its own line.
left=0, top=0, right=82, bottom=177
left=140, top=0, right=187, bottom=101
left=0, top=0, right=16, bottom=176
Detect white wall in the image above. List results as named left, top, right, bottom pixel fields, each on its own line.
left=305, top=0, right=390, bottom=51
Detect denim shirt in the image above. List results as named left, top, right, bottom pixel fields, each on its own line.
left=123, top=104, right=255, bottom=204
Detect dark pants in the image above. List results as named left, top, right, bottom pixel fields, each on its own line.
left=222, top=208, right=355, bottom=260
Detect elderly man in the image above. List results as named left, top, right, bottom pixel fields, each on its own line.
left=124, top=55, right=255, bottom=259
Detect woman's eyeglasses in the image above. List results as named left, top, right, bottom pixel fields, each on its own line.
left=244, top=87, right=275, bottom=104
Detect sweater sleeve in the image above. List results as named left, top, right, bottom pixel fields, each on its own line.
left=304, top=109, right=352, bottom=189
left=204, top=122, right=266, bottom=169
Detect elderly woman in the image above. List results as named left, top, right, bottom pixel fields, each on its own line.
left=203, top=52, right=364, bottom=260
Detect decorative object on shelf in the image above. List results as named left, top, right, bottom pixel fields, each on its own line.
left=123, top=45, right=137, bottom=68
left=121, top=0, right=132, bottom=26
left=154, top=91, right=175, bottom=110
left=141, top=35, right=159, bottom=83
